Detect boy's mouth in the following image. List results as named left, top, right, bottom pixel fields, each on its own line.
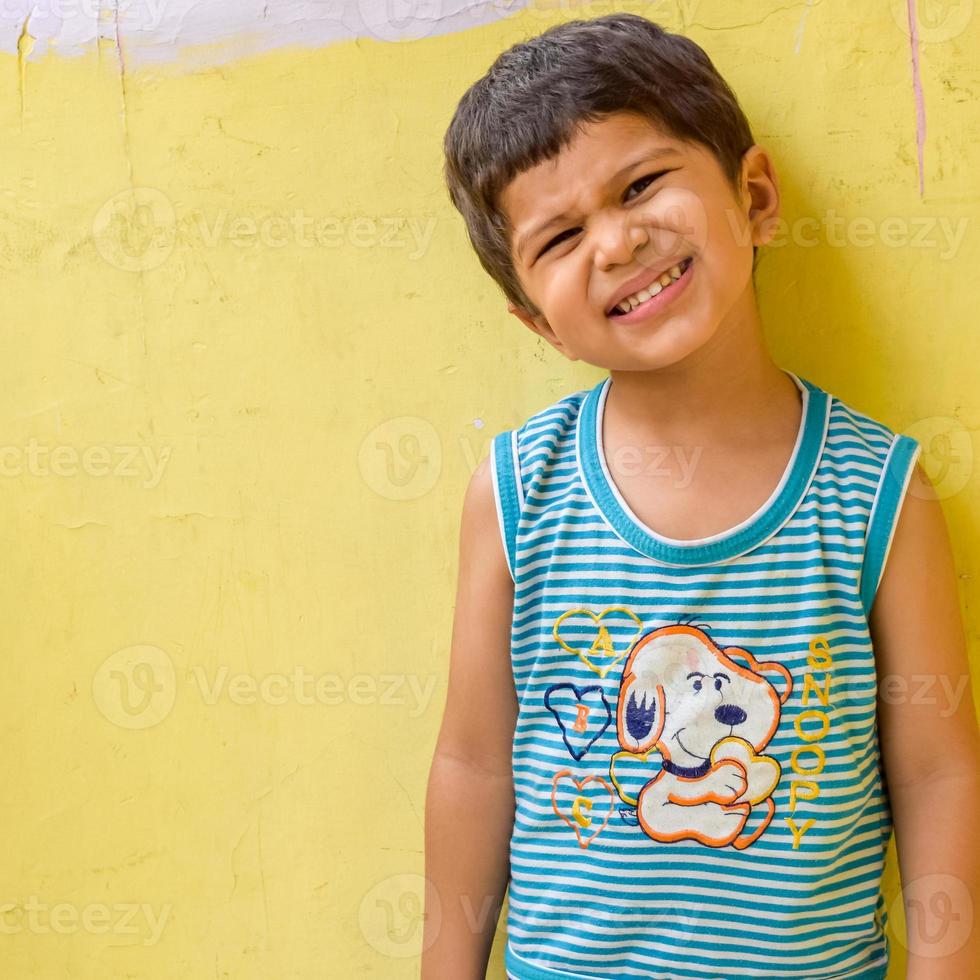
left=606, top=256, right=694, bottom=319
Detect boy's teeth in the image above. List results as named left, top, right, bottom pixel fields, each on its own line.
left=614, top=261, right=687, bottom=314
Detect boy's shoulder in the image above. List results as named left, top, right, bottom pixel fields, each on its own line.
left=486, top=382, right=595, bottom=517
left=820, top=377, right=917, bottom=466
left=514, top=382, right=594, bottom=437
left=487, top=379, right=594, bottom=441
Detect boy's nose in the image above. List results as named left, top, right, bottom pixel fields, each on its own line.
left=715, top=703, right=747, bottom=726
left=593, top=213, right=648, bottom=269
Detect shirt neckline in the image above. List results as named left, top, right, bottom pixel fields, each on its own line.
left=576, top=369, right=831, bottom=567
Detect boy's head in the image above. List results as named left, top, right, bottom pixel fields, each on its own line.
left=442, top=13, right=781, bottom=370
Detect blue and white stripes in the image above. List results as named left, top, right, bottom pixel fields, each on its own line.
left=490, top=371, right=920, bottom=980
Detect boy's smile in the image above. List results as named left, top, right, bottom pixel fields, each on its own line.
left=604, top=254, right=695, bottom=323
left=500, top=110, right=778, bottom=372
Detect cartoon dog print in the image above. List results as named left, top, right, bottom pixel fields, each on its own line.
left=614, top=624, right=792, bottom=850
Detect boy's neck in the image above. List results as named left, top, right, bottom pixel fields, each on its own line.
left=603, top=300, right=801, bottom=445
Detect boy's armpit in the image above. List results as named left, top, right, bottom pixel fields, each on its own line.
left=431, top=457, right=517, bottom=779
left=470, top=452, right=514, bottom=585
left=860, top=432, right=921, bottom=618
left=870, top=461, right=980, bottom=791
left=489, top=429, right=523, bottom=584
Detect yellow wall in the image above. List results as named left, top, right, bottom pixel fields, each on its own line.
left=0, top=2, right=977, bottom=976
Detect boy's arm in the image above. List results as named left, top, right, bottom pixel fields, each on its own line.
left=422, top=453, right=517, bottom=980
left=869, top=461, right=980, bottom=980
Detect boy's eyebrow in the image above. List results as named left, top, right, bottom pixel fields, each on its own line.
left=514, top=146, right=679, bottom=262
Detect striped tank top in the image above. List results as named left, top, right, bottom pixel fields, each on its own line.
left=489, top=369, right=920, bottom=980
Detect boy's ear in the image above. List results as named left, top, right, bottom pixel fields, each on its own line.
left=506, top=302, right=580, bottom=362
left=740, top=145, right=781, bottom=249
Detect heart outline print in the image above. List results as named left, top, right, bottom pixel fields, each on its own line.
left=543, top=683, right=612, bottom=761
left=553, top=606, right=643, bottom=678
left=551, top=769, right=616, bottom=848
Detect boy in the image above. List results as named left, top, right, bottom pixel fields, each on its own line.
left=424, top=13, right=980, bottom=979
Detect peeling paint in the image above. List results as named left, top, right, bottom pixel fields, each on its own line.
left=16, top=8, right=34, bottom=127
left=793, top=0, right=815, bottom=54
left=0, top=0, right=528, bottom=70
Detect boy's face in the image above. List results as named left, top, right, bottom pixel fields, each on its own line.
left=500, top=111, right=780, bottom=370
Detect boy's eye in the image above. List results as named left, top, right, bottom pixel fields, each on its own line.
left=625, top=169, right=670, bottom=200
left=538, top=227, right=580, bottom=257
left=535, top=170, right=673, bottom=259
